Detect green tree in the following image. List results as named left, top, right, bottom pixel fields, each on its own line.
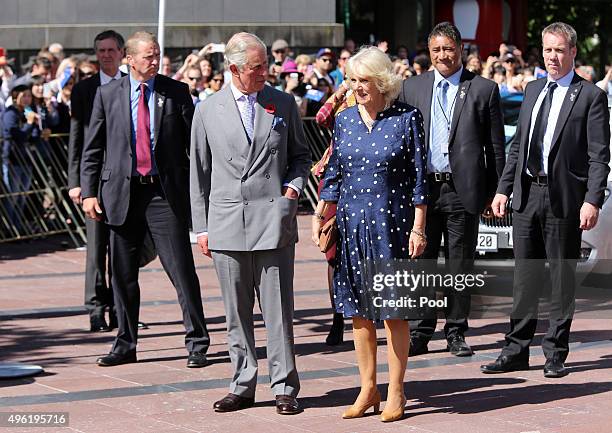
left=527, top=0, right=611, bottom=77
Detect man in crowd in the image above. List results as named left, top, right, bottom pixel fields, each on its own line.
left=399, top=21, right=506, bottom=357
left=12, top=56, right=52, bottom=87
left=482, top=22, right=610, bottom=378
left=190, top=32, right=310, bottom=414
left=81, top=31, right=210, bottom=368
left=67, top=30, right=126, bottom=332
left=312, top=48, right=335, bottom=88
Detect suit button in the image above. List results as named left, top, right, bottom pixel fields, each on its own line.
left=243, top=200, right=248, bottom=205
left=269, top=198, right=274, bottom=202
left=270, top=148, right=277, bottom=154
left=265, top=173, right=270, bottom=179
left=241, top=179, right=245, bottom=183
left=126, top=176, right=130, bottom=180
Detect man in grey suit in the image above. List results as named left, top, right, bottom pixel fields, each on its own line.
left=190, top=32, right=310, bottom=415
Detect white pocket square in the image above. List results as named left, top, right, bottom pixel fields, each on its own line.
left=272, top=116, right=286, bottom=129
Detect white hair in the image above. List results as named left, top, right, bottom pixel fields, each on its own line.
left=345, top=46, right=402, bottom=105
left=224, top=32, right=266, bottom=70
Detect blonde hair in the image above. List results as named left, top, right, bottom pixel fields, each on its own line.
left=125, top=31, right=157, bottom=56
left=295, top=54, right=312, bottom=66
left=345, top=46, right=402, bottom=105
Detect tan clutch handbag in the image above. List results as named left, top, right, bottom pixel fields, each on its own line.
left=319, top=215, right=338, bottom=253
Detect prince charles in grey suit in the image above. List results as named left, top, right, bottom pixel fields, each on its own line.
left=190, top=32, right=311, bottom=415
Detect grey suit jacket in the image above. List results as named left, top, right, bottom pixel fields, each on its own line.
left=190, top=84, right=311, bottom=251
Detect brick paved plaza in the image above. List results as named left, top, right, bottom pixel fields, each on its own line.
left=1, top=215, right=612, bottom=433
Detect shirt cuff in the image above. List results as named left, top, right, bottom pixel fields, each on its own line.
left=196, top=232, right=208, bottom=238
left=283, top=183, right=301, bottom=196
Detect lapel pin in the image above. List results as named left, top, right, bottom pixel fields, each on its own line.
left=459, top=89, right=466, bottom=99
left=157, top=97, right=163, bottom=108
left=570, top=92, right=576, bottom=102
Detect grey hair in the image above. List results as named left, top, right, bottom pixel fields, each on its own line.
left=224, top=32, right=267, bottom=70
left=542, top=22, right=577, bottom=48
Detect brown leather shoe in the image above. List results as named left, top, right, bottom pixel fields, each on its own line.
left=213, top=393, right=254, bottom=412
left=276, top=395, right=300, bottom=415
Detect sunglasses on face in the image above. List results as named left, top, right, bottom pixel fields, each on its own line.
left=187, top=76, right=201, bottom=81
left=211, top=78, right=224, bottom=82
left=273, top=49, right=286, bottom=54
left=80, top=70, right=95, bottom=77
left=339, top=56, right=350, bottom=61
left=319, top=58, right=332, bottom=62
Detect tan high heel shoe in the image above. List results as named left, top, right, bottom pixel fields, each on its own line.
left=342, top=389, right=382, bottom=419
left=380, top=395, right=407, bottom=422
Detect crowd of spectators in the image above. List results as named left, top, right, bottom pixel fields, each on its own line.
left=1, top=35, right=611, bottom=234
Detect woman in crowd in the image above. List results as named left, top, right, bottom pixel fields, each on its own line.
left=1, top=84, right=41, bottom=232
left=199, top=70, right=224, bottom=102
left=312, top=46, right=427, bottom=422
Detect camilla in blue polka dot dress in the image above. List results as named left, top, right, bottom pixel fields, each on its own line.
left=319, top=102, right=428, bottom=319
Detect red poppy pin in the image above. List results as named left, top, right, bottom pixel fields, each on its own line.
left=265, top=103, right=276, bottom=114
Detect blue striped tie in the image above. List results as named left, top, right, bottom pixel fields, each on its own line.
left=429, top=80, right=450, bottom=172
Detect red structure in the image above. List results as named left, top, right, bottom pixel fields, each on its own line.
left=435, top=0, right=527, bottom=56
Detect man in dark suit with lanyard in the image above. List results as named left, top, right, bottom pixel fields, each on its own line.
left=481, top=22, right=610, bottom=377
left=81, top=31, right=210, bottom=368
left=68, top=30, right=125, bottom=332
left=399, top=22, right=506, bottom=357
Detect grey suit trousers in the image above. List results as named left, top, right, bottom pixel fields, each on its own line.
left=84, top=216, right=113, bottom=317
left=212, top=244, right=300, bottom=398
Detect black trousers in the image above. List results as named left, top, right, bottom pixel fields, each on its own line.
left=108, top=181, right=210, bottom=355
left=501, top=180, right=580, bottom=362
left=410, top=179, right=479, bottom=342
left=83, top=216, right=113, bottom=317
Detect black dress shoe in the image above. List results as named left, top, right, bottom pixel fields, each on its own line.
left=481, top=355, right=529, bottom=374
left=213, top=393, right=255, bottom=412
left=409, top=338, right=429, bottom=356
left=544, top=358, right=568, bottom=378
left=90, top=315, right=111, bottom=333
left=96, top=352, right=137, bottom=367
left=187, top=351, right=208, bottom=368
left=325, top=313, right=345, bottom=346
left=447, top=334, right=473, bottom=357
left=276, top=395, right=301, bottom=415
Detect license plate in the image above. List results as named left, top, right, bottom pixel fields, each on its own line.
left=477, top=233, right=498, bottom=251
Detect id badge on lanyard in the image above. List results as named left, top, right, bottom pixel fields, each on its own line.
left=441, top=127, right=450, bottom=154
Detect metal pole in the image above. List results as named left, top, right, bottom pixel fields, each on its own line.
left=158, top=0, right=166, bottom=73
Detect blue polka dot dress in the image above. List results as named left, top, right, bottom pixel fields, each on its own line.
left=320, top=101, right=428, bottom=319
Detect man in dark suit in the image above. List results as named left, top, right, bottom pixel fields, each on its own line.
left=68, top=30, right=125, bottom=333
left=81, top=31, right=210, bottom=368
left=399, top=22, right=505, bottom=357
left=481, top=22, right=610, bottom=378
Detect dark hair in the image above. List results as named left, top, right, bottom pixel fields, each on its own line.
left=493, top=65, right=506, bottom=75
left=32, top=56, right=52, bottom=71
left=413, top=54, right=431, bottom=70
left=94, top=30, right=125, bottom=51
left=428, top=22, right=462, bottom=47
left=10, top=84, right=31, bottom=100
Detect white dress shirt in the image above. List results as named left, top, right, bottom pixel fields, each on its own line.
left=100, top=69, right=122, bottom=86
left=528, top=70, right=574, bottom=176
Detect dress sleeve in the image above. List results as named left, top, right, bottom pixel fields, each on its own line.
left=319, top=120, right=343, bottom=202
left=407, top=109, right=428, bottom=205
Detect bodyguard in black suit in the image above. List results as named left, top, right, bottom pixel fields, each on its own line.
left=68, top=30, right=125, bottom=332
left=482, top=22, right=610, bottom=378
left=399, top=22, right=505, bottom=357
left=81, top=31, right=210, bottom=368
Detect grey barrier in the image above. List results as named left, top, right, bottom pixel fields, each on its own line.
left=0, top=119, right=330, bottom=245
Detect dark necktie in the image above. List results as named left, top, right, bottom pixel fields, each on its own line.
left=527, top=82, right=557, bottom=176
left=136, top=83, right=152, bottom=176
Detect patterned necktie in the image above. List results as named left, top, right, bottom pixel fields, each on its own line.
left=430, top=80, right=450, bottom=171
left=240, top=94, right=255, bottom=142
left=136, top=83, right=152, bottom=176
left=527, top=82, right=557, bottom=176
